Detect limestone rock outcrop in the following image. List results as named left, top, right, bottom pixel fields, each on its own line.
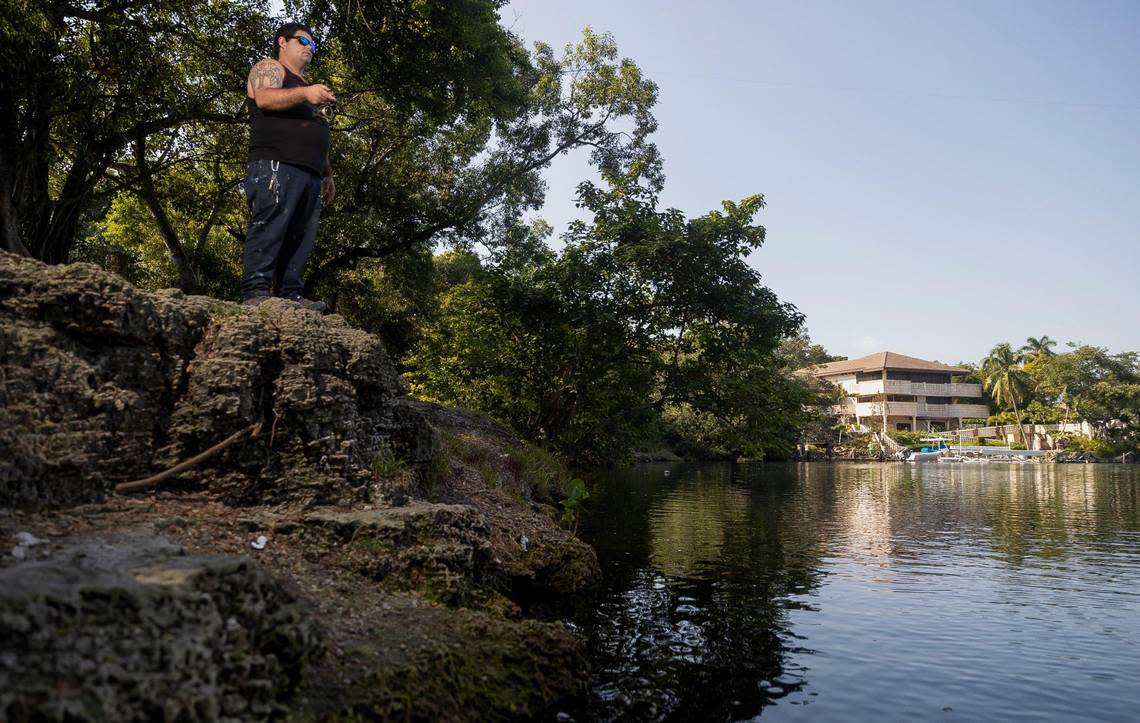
left=0, top=252, right=436, bottom=510
left=0, top=252, right=596, bottom=720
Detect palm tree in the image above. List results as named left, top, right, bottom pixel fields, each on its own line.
left=982, top=343, right=1034, bottom=446
left=1019, top=335, right=1057, bottom=363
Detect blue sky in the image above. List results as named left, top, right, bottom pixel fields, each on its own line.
left=500, top=0, right=1140, bottom=364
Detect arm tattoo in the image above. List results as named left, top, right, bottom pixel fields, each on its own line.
left=247, top=59, right=283, bottom=95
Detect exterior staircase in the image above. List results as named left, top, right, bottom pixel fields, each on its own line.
left=876, top=432, right=908, bottom=460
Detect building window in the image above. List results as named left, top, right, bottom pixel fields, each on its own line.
left=896, top=423, right=911, bottom=431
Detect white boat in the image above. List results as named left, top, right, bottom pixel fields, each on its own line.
left=906, top=437, right=952, bottom=462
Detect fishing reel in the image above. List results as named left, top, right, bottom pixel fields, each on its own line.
left=315, top=102, right=337, bottom=121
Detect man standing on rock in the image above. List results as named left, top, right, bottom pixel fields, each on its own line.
left=241, top=23, right=335, bottom=312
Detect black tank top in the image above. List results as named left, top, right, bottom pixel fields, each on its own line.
left=247, top=67, right=330, bottom=176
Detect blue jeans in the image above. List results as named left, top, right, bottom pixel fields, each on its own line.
left=240, top=159, right=322, bottom=301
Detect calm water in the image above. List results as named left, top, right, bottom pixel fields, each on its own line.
left=576, top=462, right=1140, bottom=722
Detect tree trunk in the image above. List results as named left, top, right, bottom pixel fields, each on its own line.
left=1059, top=386, right=1071, bottom=435
left=133, top=138, right=198, bottom=292
left=0, top=53, right=36, bottom=256
left=39, top=194, right=88, bottom=264
left=1012, top=396, right=1029, bottom=449
left=1, top=101, right=53, bottom=259
left=35, top=147, right=109, bottom=264
left=0, top=175, right=31, bottom=255
left=139, top=189, right=198, bottom=292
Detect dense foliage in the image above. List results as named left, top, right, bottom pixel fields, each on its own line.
left=5, top=0, right=825, bottom=463
left=2, top=0, right=273, bottom=272
left=979, top=338, right=1140, bottom=455
left=406, top=176, right=812, bottom=464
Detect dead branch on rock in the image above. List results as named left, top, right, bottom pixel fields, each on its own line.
left=114, top=423, right=262, bottom=495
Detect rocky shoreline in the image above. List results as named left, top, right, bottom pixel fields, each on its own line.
left=0, top=252, right=599, bottom=720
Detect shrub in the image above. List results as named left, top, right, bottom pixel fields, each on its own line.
left=1056, top=434, right=1130, bottom=457
left=506, top=443, right=570, bottom=502
left=371, top=450, right=410, bottom=477
left=559, top=478, right=590, bottom=532
left=887, top=430, right=933, bottom=451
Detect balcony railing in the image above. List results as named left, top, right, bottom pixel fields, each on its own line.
left=949, top=383, right=983, bottom=397
left=852, top=380, right=983, bottom=398
left=850, top=401, right=990, bottom=419
left=854, top=401, right=916, bottom=417
left=945, top=404, right=990, bottom=418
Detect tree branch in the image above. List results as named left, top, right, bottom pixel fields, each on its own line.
left=132, top=134, right=198, bottom=291
left=115, top=423, right=261, bottom=494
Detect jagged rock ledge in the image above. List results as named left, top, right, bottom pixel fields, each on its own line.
left=0, top=252, right=599, bottom=720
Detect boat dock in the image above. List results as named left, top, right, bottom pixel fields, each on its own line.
left=949, top=445, right=1046, bottom=458
left=902, top=435, right=1048, bottom=462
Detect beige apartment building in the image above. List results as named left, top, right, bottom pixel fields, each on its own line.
left=806, top=352, right=990, bottom=432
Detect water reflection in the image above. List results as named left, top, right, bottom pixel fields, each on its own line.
left=581, top=463, right=822, bottom=721
left=577, top=462, right=1140, bottom=722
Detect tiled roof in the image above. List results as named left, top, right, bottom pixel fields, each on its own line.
left=803, top=351, right=967, bottom=377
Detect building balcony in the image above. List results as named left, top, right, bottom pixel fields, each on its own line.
left=944, top=403, right=990, bottom=418
left=852, top=380, right=983, bottom=397
left=854, top=401, right=916, bottom=418
left=851, top=401, right=990, bottom=419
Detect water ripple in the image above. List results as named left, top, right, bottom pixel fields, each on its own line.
left=577, top=462, right=1140, bottom=722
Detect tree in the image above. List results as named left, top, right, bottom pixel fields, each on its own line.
left=296, top=23, right=662, bottom=351
left=1020, top=335, right=1057, bottom=361
left=2, top=0, right=270, bottom=263
left=1036, top=346, right=1140, bottom=442
left=301, top=26, right=661, bottom=302
left=49, top=0, right=538, bottom=290
left=407, top=224, right=661, bottom=463
left=774, top=334, right=845, bottom=454
left=778, top=331, right=845, bottom=368
left=76, top=119, right=251, bottom=294
left=14, top=2, right=648, bottom=298
left=982, top=343, right=1033, bottom=444
left=407, top=167, right=803, bottom=463
left=1019, top=335, right=1057, bottom=376
left=52, top=7, right=661, bottom=329
left=660, top=347, right=821, bottom=459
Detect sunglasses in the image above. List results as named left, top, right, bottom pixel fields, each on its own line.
left=288, top=35, right=318, bottom=53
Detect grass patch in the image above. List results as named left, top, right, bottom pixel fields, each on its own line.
left=371, top=450, right=410, bottom=478
left=438, top=430, right=574, bottom=503
left=418, top=444, right=453, bottom=499
left=440, top=430, right=508, bottom=490
left=505, top=443, right=569, bottom=502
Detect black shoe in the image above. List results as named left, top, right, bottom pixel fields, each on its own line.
left=242, top=295, right=270, bottom=307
